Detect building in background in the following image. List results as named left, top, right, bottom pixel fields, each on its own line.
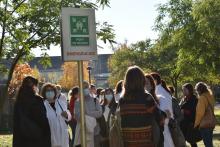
left=0, top=54, right=112, bottom=88
left=90, top=54, right=112, bottom=88
left=29, top=56, right=64, bottom=83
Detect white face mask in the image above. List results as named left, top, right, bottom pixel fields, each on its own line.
left=83, top=88, right=90, bottom=96
left=46, top=91, right=55, bottom=101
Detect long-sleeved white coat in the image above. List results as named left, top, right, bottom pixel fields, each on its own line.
left=156, top=84, right=174, bottom=147
left=44, top=99, right=71, bottom=147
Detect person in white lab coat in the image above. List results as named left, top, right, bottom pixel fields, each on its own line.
left=151, top=73, right=175, bottom=147
left=41, top=83, right=72, bottom=147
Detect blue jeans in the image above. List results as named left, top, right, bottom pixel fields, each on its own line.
left=200, top=128, right=213, bottom=147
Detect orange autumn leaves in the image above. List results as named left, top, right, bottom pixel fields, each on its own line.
left=58, top=62, right=89, bottom=89
left=9, top=63, right=40, bottom=97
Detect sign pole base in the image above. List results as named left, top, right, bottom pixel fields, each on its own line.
left=78, top=61, right=87, bottom=147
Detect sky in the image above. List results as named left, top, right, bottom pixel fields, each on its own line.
left=33, top=0, right=167, bottom=56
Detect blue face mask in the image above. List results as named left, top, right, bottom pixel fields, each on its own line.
left=105, top=94, right=113, bottom=102
left=83, top=88, right=90, bottom=96
left=46, top=91, right=55, bottom=101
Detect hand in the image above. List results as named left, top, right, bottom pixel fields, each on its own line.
left=61, top=111, right=68, bottom=119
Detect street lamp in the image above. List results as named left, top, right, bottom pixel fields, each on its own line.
left=87, top=66, right=92, bottom=84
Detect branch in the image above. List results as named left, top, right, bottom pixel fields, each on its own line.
left=6, top=48, right=25, bottom=88
left=10, top=0, right=27, bottom=15
left=26, top=18, right=56, bottom=43
left=0, top=0, right=8, bottom=57
left=29, top=27, right=57, bottom=48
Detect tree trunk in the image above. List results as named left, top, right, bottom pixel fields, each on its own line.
left=0, top=0, right=8, bottom=57
left=0, top=52, right=24, bottom=111
left=170, top=77, right=178, bottom=99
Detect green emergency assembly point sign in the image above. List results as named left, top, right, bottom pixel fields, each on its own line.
left=61, top=8, right=97, bottom=61
left=70, top=16, right=89, bottom=46
left=70, top=16, right=89, bottom=35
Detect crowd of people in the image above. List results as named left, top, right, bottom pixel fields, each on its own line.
left=13, top=65, right=216, bottom=147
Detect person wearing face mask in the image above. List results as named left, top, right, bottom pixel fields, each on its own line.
left=56, top=85, right=68, bottom=107
left=145, top=74, right=167, bottom=147
left=13, top=76, right=51, bottom=147
left=100, top=88, right=117, bottom=121
left=97, top=88, right=117, bottom=147
left=42, top=83, right=71, bottom=147
left=74, top=81, right=102, bottom=147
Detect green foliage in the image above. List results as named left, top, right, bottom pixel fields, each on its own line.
left=109, top=0, right=220, bottom=97
left=0, top=0, right=114, bottom=110
left=97, top=22, right=116, bottom=45
left=108, top=41, right=153, bottom=87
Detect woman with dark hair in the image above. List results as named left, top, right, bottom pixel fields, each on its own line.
left=161, top=80, right=171, bottom=94
left=151, top=73, right=174, bottom=147
left=13, top=76, right=51, bottom=147
left=180, top=83, right=199, bottom=147
left=42, top=83, right=71, bottom=147
left=100, top=88, right=117, bottom=121
left=145, top=74, right=167, bottom=147
left=119, top=66, right=159, bottom=147
left=145, top=74, right=159, bottom=103
left=98, top=88, right=118, bottom=147
left=97, top=87, right=104, bottom=99
left=115, top=80, right=123, bottom=94
left=194, top=82, right=215, bottom=147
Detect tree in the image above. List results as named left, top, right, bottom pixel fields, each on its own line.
left=108, top=40, right=153, bottom=87
left=58, top=62, right=89, bottom=90
left=109, top=0, right=220, bottom=98
left=153, top=0, right=220, bottom=95
left=0, top=0, right=115, bottom=110
left=8, top=63, right=35, bottom=98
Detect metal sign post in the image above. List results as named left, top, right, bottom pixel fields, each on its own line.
left=78, top=61, right=86, bottom=147
left=61, top=8, right=97, bottom=147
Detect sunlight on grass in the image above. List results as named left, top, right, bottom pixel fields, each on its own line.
left=0, top=135, right=12, bottom=147
left=1, top=109, right=220, bottom=147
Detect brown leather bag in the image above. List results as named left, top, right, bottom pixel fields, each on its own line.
left=199, top=96, right=217, bottom=128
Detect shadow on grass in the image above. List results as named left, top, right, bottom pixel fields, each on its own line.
left=0, top=130, right=12, bottom=135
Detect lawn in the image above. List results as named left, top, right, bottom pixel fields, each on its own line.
left=0, top=134, right=12, bottom=147
left=1, top=109, right=220, bottom=147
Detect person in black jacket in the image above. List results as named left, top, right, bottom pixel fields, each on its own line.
left=180, top=83, right=199, bottom=147
left=13, top=76, right=51, bottom=147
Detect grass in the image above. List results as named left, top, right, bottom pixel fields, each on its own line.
left=1, top=109, right=220, bottom=147
left=0, top=135, right=12, bottom=147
